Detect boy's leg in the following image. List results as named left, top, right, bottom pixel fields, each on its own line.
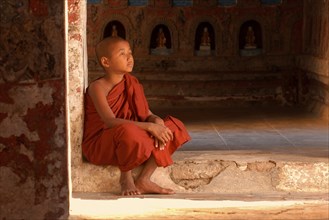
left=120, top=170, right=141, bottom=196
left=135, top=155, right=175, bottom=194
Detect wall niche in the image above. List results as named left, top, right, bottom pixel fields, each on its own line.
left=103, top=20, right=126, bottom=39
left=239, top=20, right=262, bottom=56
left=150, top=24, right=172, bottom=55
left=194, top=22, right=215, bottom=56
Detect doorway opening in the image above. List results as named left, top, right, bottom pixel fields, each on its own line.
left=67, top=1, right=329, bottom=215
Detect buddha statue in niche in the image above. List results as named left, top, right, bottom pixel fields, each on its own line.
left=156, top=28, right=166, bottom=48
left=199, top=27, right=211, bottom=52
left=151, top=26, right=171, bottom=55
left=200, top=27, right=211, bottom=47
left=244, top=26, right=257, bottom=49
left=111, top=25, right=118, bottom=37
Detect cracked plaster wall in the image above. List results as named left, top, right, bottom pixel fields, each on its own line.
left=0, top=1, right=68, bottom=219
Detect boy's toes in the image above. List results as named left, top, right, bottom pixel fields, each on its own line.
left=129, top=190, right=138, bottom=195
left=122, top=189, right=141, bottom=196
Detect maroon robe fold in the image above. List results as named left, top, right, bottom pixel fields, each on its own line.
left=82, top=73, right=191, bottom=172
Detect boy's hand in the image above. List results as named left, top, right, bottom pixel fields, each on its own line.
left=148, top=123, right=173, bottom=150
left=147, top=114, right=164, bottom=126
left=154, top=138, right=166, bottom=150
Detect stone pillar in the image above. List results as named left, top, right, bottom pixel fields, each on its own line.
left=67, top=0, right=88, bottom=191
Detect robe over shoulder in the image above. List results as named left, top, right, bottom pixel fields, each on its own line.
left=82, top=73, right=190, bottom=171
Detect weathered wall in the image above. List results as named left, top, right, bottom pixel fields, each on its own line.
left=296, top=0, right=329, bottom=119
left=0, top=1, right=68, bottom=219
left=86, top=0, right=304, bottom=107
left=87, top=0, right=303, bottom=74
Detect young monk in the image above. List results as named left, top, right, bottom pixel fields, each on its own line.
left=82, top=36, right=191, bottom=196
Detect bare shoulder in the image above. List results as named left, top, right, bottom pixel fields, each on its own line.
left=88, top=78, right=112, bottom=97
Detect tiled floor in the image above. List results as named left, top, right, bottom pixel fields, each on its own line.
left=153, top=106, right=329, bottom=157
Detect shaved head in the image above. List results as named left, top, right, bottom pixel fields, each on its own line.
left=95, top=36, right=127, bottom=64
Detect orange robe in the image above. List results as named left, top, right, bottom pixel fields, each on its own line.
left=82, top=73, right=191, bottom=172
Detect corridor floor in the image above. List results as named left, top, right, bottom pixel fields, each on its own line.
left=153, top=106, right=329, bottom=158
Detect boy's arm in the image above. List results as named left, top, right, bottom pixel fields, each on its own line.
left=88, top=80, right=149, bottom=129
left=146, top=110, right=164, bottom=125
left=88, top=81, right=122, bottom=126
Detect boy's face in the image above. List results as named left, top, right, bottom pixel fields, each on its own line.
left=103, top=40, right=134, bottom=74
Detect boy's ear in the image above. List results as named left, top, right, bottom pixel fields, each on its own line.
left=100, top=56, right=110, bottom=68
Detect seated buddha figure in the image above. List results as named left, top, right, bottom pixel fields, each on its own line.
left=156, top=28, right=166, bottom=48
left=244, top=26, right=257, bottom=49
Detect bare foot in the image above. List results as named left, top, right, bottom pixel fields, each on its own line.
left=135, top=178, right=175, bottom=194
left=120, top=171, right=141, bottom=196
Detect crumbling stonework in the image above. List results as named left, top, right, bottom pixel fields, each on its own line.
left=170, top=160, right=231, bottom=189
left=277, top=162, right=329, bottom=192
left=0, top=1, right=68, bottom=219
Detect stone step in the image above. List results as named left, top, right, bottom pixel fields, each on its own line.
left=72, top=151, right=329, bottom=194
left=71, top=151, right=328, bottom=219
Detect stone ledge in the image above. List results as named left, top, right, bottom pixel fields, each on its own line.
left=72, top=151, right=329, bottom=194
